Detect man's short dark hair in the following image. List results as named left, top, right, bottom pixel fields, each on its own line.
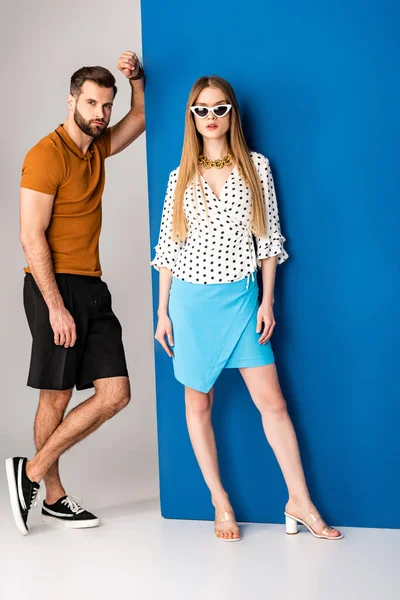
left=70, top=66, right=118, bottom=99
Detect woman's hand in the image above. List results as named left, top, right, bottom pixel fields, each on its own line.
left=155, top=312, right=175, bottom=357
left=256, top=301, right=276, bottom=344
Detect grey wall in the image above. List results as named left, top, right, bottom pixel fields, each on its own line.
left=0, top=0, right=158, bottom=513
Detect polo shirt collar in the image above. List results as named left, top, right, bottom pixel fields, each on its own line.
left=55, top=124, right=94, bottom=161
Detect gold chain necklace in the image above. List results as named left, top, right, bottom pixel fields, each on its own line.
left=198, top=152, right=233, bottom=170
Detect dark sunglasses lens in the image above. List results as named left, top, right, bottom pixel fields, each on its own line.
left=213, top=106, right=229, bottom=117
left=193, top=107, right=209, bottom=118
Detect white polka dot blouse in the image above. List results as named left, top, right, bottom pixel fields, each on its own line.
left=151, top=152, right=289, bottom=284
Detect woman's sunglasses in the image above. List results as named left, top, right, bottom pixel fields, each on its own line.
left=190, top=104, right=232, bottom=119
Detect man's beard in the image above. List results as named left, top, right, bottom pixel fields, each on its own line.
left=74, top=106, right=108, bottom=138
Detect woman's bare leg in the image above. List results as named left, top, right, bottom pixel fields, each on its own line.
left=184, top=385, right=240, bottom=540
left=240, top=363, right=341, bottom=537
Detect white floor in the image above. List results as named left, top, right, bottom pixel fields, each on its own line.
left=1, top=497, right=399, bottom=600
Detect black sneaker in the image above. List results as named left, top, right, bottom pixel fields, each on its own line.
left=5, top=457, right=40, bottom=536
left=41, top=495, right=100, bottom=528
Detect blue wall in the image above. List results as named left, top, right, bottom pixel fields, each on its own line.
left=141, top=0, right=400, bottom=528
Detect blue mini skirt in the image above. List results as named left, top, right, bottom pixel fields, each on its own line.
left=168, top=273, right=275, bottom=393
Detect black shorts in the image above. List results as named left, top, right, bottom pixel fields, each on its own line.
left=23, top=273, right=128, bottom=391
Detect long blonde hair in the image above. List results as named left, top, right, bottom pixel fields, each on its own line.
left=172, top=75, right=267, bottom=241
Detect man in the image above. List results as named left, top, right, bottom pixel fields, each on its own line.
left=6, top=50, right=145, bottom=535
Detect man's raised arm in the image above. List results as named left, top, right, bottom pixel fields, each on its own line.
left=108, top=50, right=145, bottom=156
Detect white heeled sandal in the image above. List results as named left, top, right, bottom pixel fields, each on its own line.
left=285, top=511, right=344, bottom=540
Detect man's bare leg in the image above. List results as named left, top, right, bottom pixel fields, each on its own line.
left=26, top=377, right=130, bottom=484
left=34, top=389, right=72, bottom=504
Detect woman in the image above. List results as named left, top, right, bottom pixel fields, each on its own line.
left=151, top=76, right=343, bottom=542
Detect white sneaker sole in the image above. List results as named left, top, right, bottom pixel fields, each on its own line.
left=5, top=458, right=28, bottom=536
left=41, top=514, right=100, bottom=529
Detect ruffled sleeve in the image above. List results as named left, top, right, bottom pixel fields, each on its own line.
left=254, top=155, right=289, bottom=267
left=151, top=169, right=184, bottom=272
